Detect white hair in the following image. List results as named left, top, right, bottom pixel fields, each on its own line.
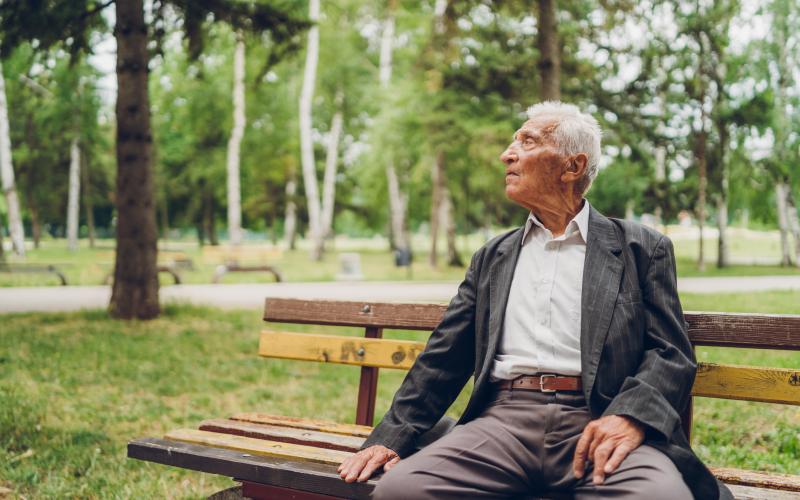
left=526, top=101, right=602, bottom=194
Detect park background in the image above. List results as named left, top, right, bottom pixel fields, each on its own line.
left=0, top=0, right=799, bottom=498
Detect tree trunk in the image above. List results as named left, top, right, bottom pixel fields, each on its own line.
left=536, top=0, right=560, bottom=101
left=380, top=1, right=411, bottom=257
left=0, top=221, right=4, bottom=259
left=67, top=136, right=81, bottom=251
left=429, top=150, right=445, bottom=267
left=716, top=196, right=728, bottom=268
left=786, top=188, right=800, bottom=267
left=0, top=61, right=26, bottom=256
left=442, top=183, right=462, bottom=267
left=776, top=181, right=792, bottom=266
left=654, top=145, right=666, bottom=227
left=696, top=142, right=707, bottom=272
left=109, top=0, right=160, bottom=319
left=315, top=89, right=343, bottom=259
left=226, top=32, right=245, bottom=246
left=204, top=186, right=218, bottom=246
left=24, top=188, right=41, bottom=249
left=299, top=0, right=323, bottom=260
left=81, top=148, right=96, bottom=248
left=283, top=170, right=297, bottom=250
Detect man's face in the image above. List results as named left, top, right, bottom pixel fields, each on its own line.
left=500, top=115, right=566, bottom=211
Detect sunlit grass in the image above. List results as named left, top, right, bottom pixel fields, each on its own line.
left=0, top=291, right=798, bottom=497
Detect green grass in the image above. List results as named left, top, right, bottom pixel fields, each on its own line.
left=0, top=293, right=799, bottom=498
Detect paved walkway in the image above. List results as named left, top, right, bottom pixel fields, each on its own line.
left=1, top=276, right=800, bottom=314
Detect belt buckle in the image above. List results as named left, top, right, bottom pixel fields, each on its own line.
left=539, top=374, right=556, bottom=393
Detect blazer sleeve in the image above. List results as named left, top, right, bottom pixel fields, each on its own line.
left=601, top=235, right=697, bottom=439
left=361, top=251, right=480, bottom=457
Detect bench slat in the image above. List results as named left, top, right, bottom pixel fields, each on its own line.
left=692, top=363, right=800, bottom=405
left=263, top=300, right=800, bottom=350
left=199, top=419, right=365, bottom=452
left=263, top=299, right=446, bottom=330
left=165, top=429, right=352, bottom=465
left=260, top=330, right=424, bottom=370
left=711, top=467, right=800, bottom=493
left=230, top=413, right=373, bottom=438
left=128, top=437, right=375, bottom=499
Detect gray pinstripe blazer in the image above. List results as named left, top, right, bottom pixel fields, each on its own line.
left=363, top=206, right=731, bottom=499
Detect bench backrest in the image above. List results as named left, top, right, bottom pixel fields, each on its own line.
left=261, top=299, right=800, bottom=429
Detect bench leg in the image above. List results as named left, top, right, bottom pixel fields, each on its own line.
left=240, top=481, right=346, bottom=500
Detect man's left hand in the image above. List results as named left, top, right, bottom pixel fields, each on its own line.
left=572, top=415, right=644, bottom=485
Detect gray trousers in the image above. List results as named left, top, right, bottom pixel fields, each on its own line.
left=372, top=389, right=692, bottom=500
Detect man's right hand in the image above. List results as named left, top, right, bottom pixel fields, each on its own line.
left=337, top=445, right=400, bottom=483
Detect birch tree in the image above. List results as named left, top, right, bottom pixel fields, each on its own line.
left=66, top=136, right=81, bottom=250
left=379, top=0, right=411, bottom=257
left=0, top=61, right=25, bottom=256
left=298, top=0, right=324, bottom=260
left=319, top=89, right=343, bottom=244
left=226, top=31, right=245, bottom=246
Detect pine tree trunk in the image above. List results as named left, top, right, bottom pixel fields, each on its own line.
left=81, top=148, right=96, bottom=248
left=109, top=0, right=160, bottom=319
left=283, top=171, right=297, bottom=250
left=226, top=32, right=245, bottom=246
left=776, top=181, right=792, bottom=266
left=67, top=136, right=81, bottom=251
left=299, top=0, right=323, bottom=260
left=316, top=89, right=343, bottom=259
left=536, top=0, right=560, bottom=101
left=0, top=61, right=26, bottom=256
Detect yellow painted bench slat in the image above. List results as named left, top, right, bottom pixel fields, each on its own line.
left=231, top=413, right=374, bottom=438
left=259, top=330, right=425, bottom=370
left=692, top=363, right=800, bottom=405
left=165, top=429, right=352, bottom=465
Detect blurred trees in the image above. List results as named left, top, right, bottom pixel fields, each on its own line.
left=0, top=0, right=798, bottom=272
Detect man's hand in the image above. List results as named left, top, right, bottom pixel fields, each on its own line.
left=338, top=445, right=400, bottom=483
left=572, top=415, right=644, bottom=485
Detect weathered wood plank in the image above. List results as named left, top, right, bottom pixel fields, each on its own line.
left=165, top=429, right=352, bottom=465
left=692, top=363, right=800, bottom=405
left=263, top=300, right=800, bottom=349
left=229, top=413, right=373, bottom=438
left=726, top=484, right=800, bottom=500
left=259, top=330, right=424, bottom=370
left=199, top=419, right=365, bottom=452
left=127, top=437, right=375, bottom=499
left=712, top=467, right=800, bottom=492
left=687, top=312, right=800, bottom=350
left=263, top=298, right=446, bottom=330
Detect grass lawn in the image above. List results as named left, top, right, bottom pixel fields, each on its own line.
left=1, top=292, right=799, bottom=498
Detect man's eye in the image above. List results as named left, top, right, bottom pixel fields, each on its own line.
left=524, top=138, right=535, bottom=146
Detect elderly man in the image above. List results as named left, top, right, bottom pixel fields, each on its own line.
left=338, top=102, right=731, bottom=499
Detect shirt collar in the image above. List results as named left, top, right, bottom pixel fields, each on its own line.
left=522, top=200, right=590, bottom=245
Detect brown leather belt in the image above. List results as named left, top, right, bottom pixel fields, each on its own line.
left=495, top=374, right=582, bottom=393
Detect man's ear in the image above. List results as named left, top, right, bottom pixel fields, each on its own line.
left=562, top=153, right=588, bottom=182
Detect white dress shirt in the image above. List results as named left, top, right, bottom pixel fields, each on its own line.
left=490, top=201, right=590, bottom=380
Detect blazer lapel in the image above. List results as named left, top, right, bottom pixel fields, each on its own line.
left=580, top=207, right=623, bottom=399
left=480, top=228, right=524, bottom=379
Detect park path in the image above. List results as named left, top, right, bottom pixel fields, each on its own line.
left=1, top=276, right=800, bottom=314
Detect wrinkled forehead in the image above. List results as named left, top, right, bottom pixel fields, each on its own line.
left=515, top=116, right=559, bottom=138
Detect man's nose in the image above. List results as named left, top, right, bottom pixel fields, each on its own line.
left=500, top=147, right=517, bottom=165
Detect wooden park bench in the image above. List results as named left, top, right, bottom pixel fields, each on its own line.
left=128, top=299, right=800, bottom=499
left=203, top=246, right=283, bottom=283
left=0, top=262, right=68, bottom=285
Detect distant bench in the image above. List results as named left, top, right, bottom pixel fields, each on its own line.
left=128, top=299, right=800, bottom=499
left=0, top=263, right=68, bottom=285
left=202, top=246, right=283, bottom=283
